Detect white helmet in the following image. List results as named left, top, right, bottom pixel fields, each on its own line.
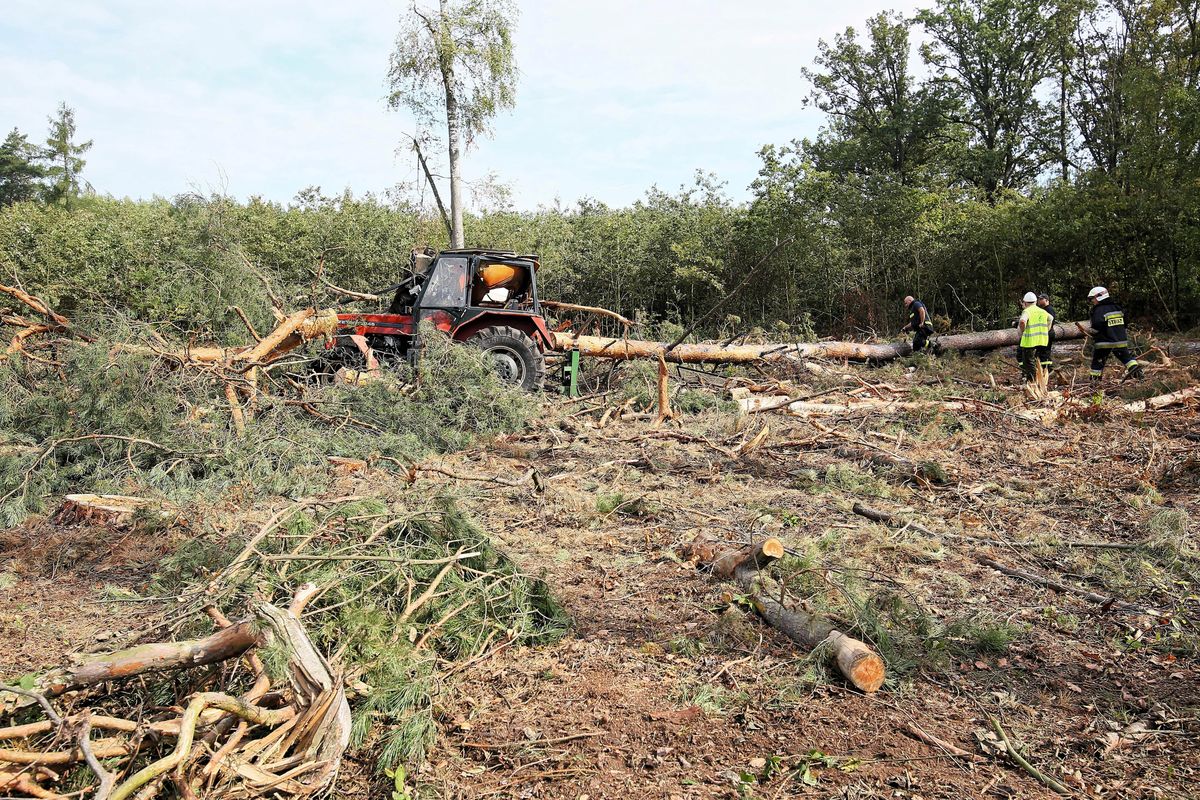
left=1088, top=286, right=1109, bottom=301
left=1022, top=291, right=1037, bottom=303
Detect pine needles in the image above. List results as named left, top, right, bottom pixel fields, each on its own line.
left=170, top=495, right=569, bottom=770
left=0, top=315, right=534, bottom=525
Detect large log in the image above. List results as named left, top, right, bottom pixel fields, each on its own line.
left=551, top=321, right=1091, bottom=364
left=30, top=622, right=263, bottom=698
left=680, top=537, right=886, bottom=692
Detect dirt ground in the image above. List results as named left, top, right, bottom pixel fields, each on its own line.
left=3, top=352, right=1198, bottom=799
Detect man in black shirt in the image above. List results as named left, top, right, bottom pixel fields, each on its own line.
left=901, top=296, right=935, bottom=352
left=1087, top=286, right=1144, bottom=381
left=1038, top=293, right=1056, bottom=356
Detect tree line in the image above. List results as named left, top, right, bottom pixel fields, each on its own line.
left=1, top=0, right=1197, bottom=340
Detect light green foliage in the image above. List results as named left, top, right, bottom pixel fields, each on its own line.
left=387, top=0, right=518, bottom=145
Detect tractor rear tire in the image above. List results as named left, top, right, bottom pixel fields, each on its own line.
left=468, top=326, right=546, bottom=392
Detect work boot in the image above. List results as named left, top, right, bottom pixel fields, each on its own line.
left=1129, top=363, right=1145, bottom=380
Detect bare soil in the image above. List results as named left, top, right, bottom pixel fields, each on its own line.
left=3, top=354, right=1198, bottom=799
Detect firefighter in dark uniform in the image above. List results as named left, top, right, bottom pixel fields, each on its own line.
left=1037, top=293, right=1056, bottom=354
left=901, top=295, right=935, bottom=352
left=1087, top=286, right=1144, bottom=381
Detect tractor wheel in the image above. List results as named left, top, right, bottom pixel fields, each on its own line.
left=468, top=326, right=546, bottom=392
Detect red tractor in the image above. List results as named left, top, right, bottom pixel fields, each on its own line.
left=326, top=249, right=554, bottom=391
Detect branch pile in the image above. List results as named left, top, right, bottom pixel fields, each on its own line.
left=0, top=498, right=568, bottom=799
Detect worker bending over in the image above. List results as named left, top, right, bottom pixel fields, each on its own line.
left=1016, top=292, right=1052, bottom=382
left=901, top=296, right=935, bottom=352
left=1087, top=286, right=1144, bottom=381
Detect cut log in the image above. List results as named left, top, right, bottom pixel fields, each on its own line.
left=710, top=538, right=786, bottom=581
left=551, top=321, right=1090, bottom=365
left=679, top=536, right=885, bottom=692
left=30, top=622, right=264, bottom=698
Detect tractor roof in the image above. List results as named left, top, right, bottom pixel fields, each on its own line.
left=440, top=248, right=540, bottom=263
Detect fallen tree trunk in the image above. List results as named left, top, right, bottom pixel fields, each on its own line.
left=112, top=308, right=338, bottom=367
left=680, top=537, right=885, bottom=692
left=552, top=321, right=1091, bottom=364
left=30, top=622, right=263, bottom=698
left=742, top=395, right=1044, bottom=423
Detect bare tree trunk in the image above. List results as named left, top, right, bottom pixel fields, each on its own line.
left=441, top=0, right=466, bottom=249
left=552, top=321, right=1090, bottom=364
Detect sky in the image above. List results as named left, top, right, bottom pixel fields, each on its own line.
left=1, top=1, right=920, bottom=210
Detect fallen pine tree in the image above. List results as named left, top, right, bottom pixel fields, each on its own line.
left=551, top=320, right=1093, bottom=364
left=679, top=536, right=886, bottom=692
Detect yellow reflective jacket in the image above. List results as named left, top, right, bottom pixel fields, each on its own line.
left=1019, top=305, right=1051, bottom=348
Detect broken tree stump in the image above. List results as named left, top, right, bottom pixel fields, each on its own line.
left=680, top=536, right=886, bottom=692
left=57, top=494, right=173, bottom=525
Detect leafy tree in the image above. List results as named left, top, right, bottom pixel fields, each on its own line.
left=803, top=12, right=951, bottom=185
left=917, top=0, right=1061, bottom=197
left=43, top=102, right=93, bottom=206
left=0, top=128, right=47, bottom=207
left=388, top=0, right=518, bottom=248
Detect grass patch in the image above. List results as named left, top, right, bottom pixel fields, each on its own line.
left=822, top=464, right=892, bottom=498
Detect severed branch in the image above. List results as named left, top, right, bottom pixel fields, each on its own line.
left=540, top=300, right=635, bottom=328
left=315, top=276, right=381, bottom=302
left=0, top=767, right=66, bottom=799
left=0, top=685, right=62, bottom=725
left=0, top=284, right=74, bottom=331
left=29, top=621, right=264, bottom=699
left=989, top=716, right=1071, bottom=795
left=851, top=503, right=1160, bottom=615
left=78, top=716, right=117, bottom=800
left=904, top=722, right=983, bottom=762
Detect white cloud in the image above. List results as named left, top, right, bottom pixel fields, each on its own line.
left=1, top=0, right=921, bottom=208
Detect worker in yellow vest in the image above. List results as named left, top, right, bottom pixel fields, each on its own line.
left=1016, top=291, right=1052, bottom=382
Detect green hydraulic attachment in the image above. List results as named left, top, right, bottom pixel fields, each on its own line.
left=561, top=347, right=580, bottom=397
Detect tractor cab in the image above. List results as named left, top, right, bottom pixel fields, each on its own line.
left=332, top=248, right=554, bottom=391
left=392, top=249, right=541, bottom=323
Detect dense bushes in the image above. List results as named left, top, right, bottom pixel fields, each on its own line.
left=2, top=172, right=1195, bottom=348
